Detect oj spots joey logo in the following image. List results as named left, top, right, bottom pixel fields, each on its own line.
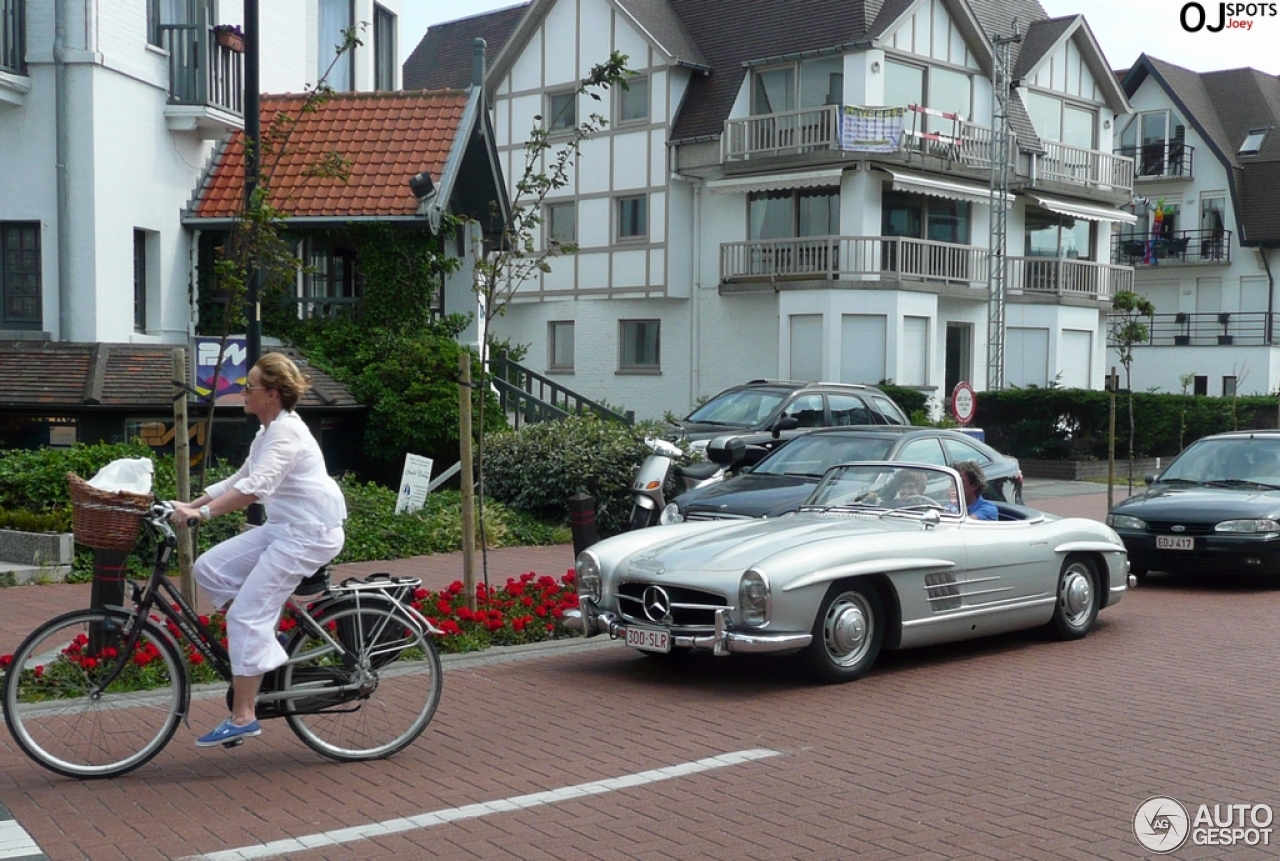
left=1134, top=796, right=1190, bottom=853
left=1180, top=2, right=1279, bottom=31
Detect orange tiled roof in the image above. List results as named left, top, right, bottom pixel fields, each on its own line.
left=191, top=90, right=469, bottom=219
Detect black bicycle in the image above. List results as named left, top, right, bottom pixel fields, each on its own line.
left=1, top=502, right=443, bottom=779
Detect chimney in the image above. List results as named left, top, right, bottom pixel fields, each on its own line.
left=472, top=38, right=487, bottom=88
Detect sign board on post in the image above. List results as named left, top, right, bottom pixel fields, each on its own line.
left=395, top=453, right=434, bottom=514
left=951, top=381, right=977, bottom=426
left=193, top=336, right=249, bottom=405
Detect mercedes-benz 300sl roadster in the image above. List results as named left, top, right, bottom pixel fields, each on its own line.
left=566, top=463, right=1131, bottom=683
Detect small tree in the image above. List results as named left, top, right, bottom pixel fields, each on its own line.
left=1178, top=372, right=1195, bottom=450
left=461, top=52, right=633, bottom=580
left=1108, top=290, right=1155, bottom=489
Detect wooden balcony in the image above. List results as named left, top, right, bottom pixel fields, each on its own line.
left=1112, top=228, right=1231, bottom=266
left=720, top=235, right=988, bottom=285
left=1031, top=140, right=1134, bottom=195
left=722, top=105, right=843, bottom=161
left=1007, top=256, right=1131, bottom=301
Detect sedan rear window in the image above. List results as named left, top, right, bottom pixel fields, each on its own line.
left=753, top=435, right=895, bottom=477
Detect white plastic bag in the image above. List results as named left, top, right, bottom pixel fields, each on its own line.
left=87, top=458, right=154, bottom=495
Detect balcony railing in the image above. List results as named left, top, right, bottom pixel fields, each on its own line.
left=722, top=105, right=843, bottom=161
left=720, top=236, right=988, bottom=284
left=1112, top=228, right=1232, bottom=266
left=1007, top=257, right=1130, bottom=301
left=1, top=0, right=24, bottom=75
left=1115, top=311, right=1277, bottom=346
left=1115, top=142, right=1194, bottom=180
left=1032, top=140, right=1134, bottom=194
left=158, top=23, right=244, bottom=116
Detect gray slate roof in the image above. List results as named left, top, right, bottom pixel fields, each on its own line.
left=403, top=3, right=529, bottom=91
left=1123, top=54, right=1280, bottom=244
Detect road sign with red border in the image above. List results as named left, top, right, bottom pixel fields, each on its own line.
left=951, top=382, right=977, bottom=426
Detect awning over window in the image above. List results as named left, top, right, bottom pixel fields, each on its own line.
left=1029, top=194, right=1138, bottom=224
left=706, top=168, right=845, bottom=195
left=880, top=168, right=1014, bottom=207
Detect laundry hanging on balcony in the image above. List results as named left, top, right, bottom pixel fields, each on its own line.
left=840, top=106, right=905, bottom=152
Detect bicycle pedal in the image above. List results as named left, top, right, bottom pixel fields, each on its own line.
left=222, top=738, right=245, bottom=749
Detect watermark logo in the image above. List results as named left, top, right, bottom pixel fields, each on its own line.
left=1134, top=797, right=1274, bottom=851
left=1180, top=2, right=1279, bottom=32
left=1134, top=796, right=1190, bottom=853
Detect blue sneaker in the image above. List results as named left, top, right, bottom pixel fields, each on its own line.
left=196, top=717, right=262, bottom=748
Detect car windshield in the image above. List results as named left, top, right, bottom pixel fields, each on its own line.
left=1159, top=438, right=1280, bottom=487
left=803, top=463, right=960, bottom=512
left=753, top=435, right=896, bottom=477
left=685, top=388, right=789, bottom=426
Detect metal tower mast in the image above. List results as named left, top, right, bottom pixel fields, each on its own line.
left=987, top=25, right=1021, bottom=391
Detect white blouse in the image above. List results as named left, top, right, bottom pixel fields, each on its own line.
left=206, top=410, right=347, bottom=529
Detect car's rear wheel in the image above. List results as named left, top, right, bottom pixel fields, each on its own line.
left=1046, top=554, right=1100, bottom=640
left=800, top=582, right=884, bottom=684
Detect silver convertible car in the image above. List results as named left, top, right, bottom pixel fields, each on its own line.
left=567, top=463, right=1131, bottom=683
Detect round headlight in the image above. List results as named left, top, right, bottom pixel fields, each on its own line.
left=1106, top=514, right=1146, bottom=531
left=739, top=569, right=770, bottom=627
left=660, top=502, right=684, bottom=525
left=1216, top=519, right=1280, bottom=534
left=576, top=551, right=602, bottom=600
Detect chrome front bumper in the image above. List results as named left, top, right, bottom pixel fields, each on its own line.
left=564, top=600, right=812, bottom=657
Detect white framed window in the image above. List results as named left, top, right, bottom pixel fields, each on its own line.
left=548, top=321, right=575, bottom=372
left=619, top=319, right=660, bottom=371
left=545, top=201, right=577, bottom=248
left=1239, top=127, right=1270, bottom=156
left=617, top=75, right=649, bottom=124
left=373, top=4, right=397, bottom=90
left=133, top=229, right=151, bottom=332
left=318, top=0, right=354, bottom=91
left=616, top=195, right=648, bottom=241
left=546, top=90, right=576, bottom=133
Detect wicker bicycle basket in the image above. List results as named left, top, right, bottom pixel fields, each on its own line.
left=67, top=472, right=153, bottom=550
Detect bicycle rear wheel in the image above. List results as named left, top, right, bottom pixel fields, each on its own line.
left=2, top=609, right=188, bottom=779
left=281, top=602, right=441, bottom=761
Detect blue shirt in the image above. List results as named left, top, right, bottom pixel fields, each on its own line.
left=967, top=495, right=998, bottom=521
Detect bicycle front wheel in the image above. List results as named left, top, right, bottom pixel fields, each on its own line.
left=2, top=609, right=189, bottom=779
left=281, top=602, right=441, bottom=761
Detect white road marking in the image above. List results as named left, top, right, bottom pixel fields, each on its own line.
left=0, top=813, right=46, bottom=860
left=181, top=748, right=781, bottom=861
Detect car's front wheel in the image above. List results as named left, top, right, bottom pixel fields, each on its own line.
left=1046, top=554, right=1100, bottom=640
left=800, top=582, right=884, bottom=683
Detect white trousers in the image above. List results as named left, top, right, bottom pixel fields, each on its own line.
left=194, top=521, right=344, bottom=677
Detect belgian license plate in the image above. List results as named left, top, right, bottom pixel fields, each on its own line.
left=625, top=625, right=670, bottom=653
left=1156, top=535, right=1195, bottom=550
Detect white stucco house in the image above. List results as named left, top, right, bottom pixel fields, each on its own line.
left=1109, top=54, right=1280, bottom=397
left=0, top=0, right=404, bottom=345
left=409, top=0, right=1137, bottom=421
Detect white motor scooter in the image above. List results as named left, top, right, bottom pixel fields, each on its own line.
left=628, top=437, right=726, bottom=530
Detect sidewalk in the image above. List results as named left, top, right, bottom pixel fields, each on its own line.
left=0, top=479, right=1124, bottom=656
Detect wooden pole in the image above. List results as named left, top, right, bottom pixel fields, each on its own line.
left=1107, top=365, right=1116, bottom=513
left=459, top=353, right=477, bottom=611
left=173, top=349, right=196, bottom=606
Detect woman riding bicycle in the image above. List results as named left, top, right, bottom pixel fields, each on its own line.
left=170, top=352, right=347, bottom=747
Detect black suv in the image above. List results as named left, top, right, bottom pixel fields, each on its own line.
left=668, top=380, right=909, bottom=465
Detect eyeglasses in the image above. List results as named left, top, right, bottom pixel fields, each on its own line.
left=244, top=382, right=269, bottom=394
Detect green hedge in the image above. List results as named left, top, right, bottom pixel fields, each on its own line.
left=482, top=414, right=668, bottom=538
left=977, top=388, right=1279, bottom=461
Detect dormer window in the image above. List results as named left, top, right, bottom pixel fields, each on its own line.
left=1239, top=128, right=1270, bottom=156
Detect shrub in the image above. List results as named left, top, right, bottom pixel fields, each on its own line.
left=482, top=414, right=665, bottom=537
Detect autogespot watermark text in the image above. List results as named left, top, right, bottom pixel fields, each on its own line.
left=1134, top=796, right=1275, bottom=853
left=1180, top=2, right=1279, bottom=31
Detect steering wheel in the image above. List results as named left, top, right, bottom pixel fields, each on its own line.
left=898, top=494, right=940, bottom=508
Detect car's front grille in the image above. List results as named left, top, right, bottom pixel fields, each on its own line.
left=1144, top=520, right=1215, bottom=536
left=616, top=581, right=729, bottom=629
left=686, top=511, right=753, bottom=522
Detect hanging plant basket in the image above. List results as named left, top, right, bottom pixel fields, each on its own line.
left=215, top=30, right=244, bottom=52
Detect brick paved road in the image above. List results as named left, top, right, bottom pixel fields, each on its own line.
left=5, top=485, right=1277, bottom=860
